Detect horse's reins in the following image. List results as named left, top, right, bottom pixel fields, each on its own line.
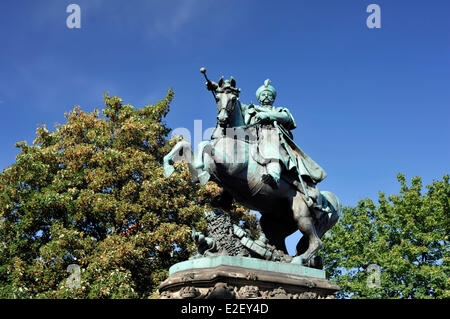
left=216, top=101, right=314, bottom=206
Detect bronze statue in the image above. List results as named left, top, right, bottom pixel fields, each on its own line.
left=163, top=69, right=341, bottom=266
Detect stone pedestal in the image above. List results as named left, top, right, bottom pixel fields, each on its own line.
left=159, top=256, right=339, bottom=299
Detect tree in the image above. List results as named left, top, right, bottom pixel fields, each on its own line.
left=0, top=90, right=258, bottom=298
left=321, top=174, right=449, bottom=299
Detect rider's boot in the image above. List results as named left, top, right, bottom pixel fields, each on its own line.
left=261, top=161, right=281, bottom=189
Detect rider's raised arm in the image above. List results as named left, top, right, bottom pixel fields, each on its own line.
left=206, top=81, right=219, bottom=92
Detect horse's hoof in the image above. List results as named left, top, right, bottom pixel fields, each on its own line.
left=163, top=164, right=175, bottom=178
left=198, top=171, right=211, bottom=186
left=291, top=256, right=307, bottom=266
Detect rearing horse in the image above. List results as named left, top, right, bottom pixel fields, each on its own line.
left=163, top=77, right=341, bottom=266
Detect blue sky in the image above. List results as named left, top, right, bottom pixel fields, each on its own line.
left=1, top=1, right=449, bottom=254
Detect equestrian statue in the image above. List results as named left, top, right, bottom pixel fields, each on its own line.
left=163, top=68, right=342, bottom=266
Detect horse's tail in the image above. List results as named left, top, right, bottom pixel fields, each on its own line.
left=320, top=190, right=343, bottom=219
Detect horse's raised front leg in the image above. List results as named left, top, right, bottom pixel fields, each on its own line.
left=163, top=140, right=198, bottom=181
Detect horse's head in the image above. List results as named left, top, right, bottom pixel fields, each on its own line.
left=215, top=76, right=241, bottom=128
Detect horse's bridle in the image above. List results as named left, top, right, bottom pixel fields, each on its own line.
left=216, top=90, right=237, bottom=111
left=215, top=89, right=239, bottom=127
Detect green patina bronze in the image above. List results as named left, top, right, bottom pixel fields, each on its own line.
left=164, top=68, right=342, bottom=267
left=242, top=78, right=327, bottom=193
left=169, top=255, right=325, bottom=278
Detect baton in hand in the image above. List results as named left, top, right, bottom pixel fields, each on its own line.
left=200, top=67, right=216, bottom=100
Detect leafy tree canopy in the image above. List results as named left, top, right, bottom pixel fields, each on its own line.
left=0, top=90, right=258, bottom=298
left=322, top=174, right=449, bottom=299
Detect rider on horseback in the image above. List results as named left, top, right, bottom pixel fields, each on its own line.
left=207, top=78, right=327, bottom=210
left=164, top=72, right=341, bottom=265
left=244, top=79, right=297, bottom=189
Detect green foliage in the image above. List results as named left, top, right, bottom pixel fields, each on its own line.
left=322, top=174, right=449, bottom=299
left=0, top=90, right=257, bottom=298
